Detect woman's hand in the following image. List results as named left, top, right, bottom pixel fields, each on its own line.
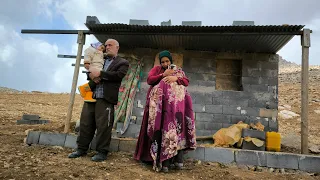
left=163, top=69, right=174, bottom=77
left=163, top=76, right=178, bottom=83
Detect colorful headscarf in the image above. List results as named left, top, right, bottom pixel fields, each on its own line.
left=91, top=42, right=103, bottom=49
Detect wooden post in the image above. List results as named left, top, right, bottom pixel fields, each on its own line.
left=301, top=29, right=311, bottom=154
left=64, top=31, right=85, bottom=133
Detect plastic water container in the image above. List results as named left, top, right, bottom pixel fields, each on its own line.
left=266, top=132, right=281, bottom=152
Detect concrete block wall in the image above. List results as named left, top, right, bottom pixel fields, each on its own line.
left=120, top=49, right=279, bottom=137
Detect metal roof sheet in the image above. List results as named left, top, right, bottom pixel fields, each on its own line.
left=85, top=23, right=304, bottom=53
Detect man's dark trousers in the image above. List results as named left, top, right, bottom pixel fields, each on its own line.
left=76, top=98, right=114, bottom=154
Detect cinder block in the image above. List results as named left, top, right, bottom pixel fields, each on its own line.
left=204, top=123, right=222, bottom=130
left=119, top=139, right=137, bottom=153
left=193, top=104, right=206, bottom=113
left=205, top=105, right=223, bottom=114
left=38, top=132, right=67, bottom=147
left=231, top=115, right=250, bottom=124
left=17, top=119, right=50, bottom=125
left=64, top=134, right=77, bottom=149
left=136, top=116, right=143, bottom=125
left=193, top=92, right=213, bottom=104
left=196, top=130, right=212, bottom=136
left=118, top=124, right=141, bottom=138
left=195, top=121, right=205, bottom=130
left=184, top=147, right=205, bottom=161
left=299, top=155, right=320, bottom=173
left=235, top=150, right=267, bottom=167
left=222, top=91, right=251, bottom=100
left=242, top=141, right=265, bottom=151
left=268, top=77, right=278, bottom=86
left=90, top=136, right=97, bottom=150
left=198, top=80, right=216, bottom=87
left=222, top=105, right=241, bottom=115
left=132, top=107, right=144, bottom=117
left=205, top=147, right=235, bottom=164
left=212, top=91, right=223, bottom=98
left=110, top=138, right=120, bottom=152
left=222, top=123, right=233, bottom=128
left=259, top=61, right=278, bottom=71
left=259, top=108, right=277, bottom=119
left=248, top=100, right=267, bottom=108
left=267, top=152, right=299, bottom=169
left=22, top=114, right=40, bottom=120
left=26, top=131, right=41, bottom=145
left=243, top=85, right=269, bottom=92
left=262, top=69, right=278, bottom=78
left=242, top=129, right=266, bottom=140
left=241, top=107, right=259, bottom=116
left=213, top=114, right=231, bottom=123
left=196, top=113, right=213, bottom=122
left=268, top=119, right=279, bottom=132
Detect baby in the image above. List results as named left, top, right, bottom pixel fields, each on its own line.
left=78, top=42, right=105, bottom=102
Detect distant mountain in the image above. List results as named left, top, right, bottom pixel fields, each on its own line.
left=279, top=56, right=298, bottom=67
left=0, top=86, right=20, bottom=93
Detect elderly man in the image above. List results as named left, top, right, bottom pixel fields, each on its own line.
left=68, top=39, right=129, bottom=162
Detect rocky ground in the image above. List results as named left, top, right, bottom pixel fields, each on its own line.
left=0, top=62, right=320, bottom=179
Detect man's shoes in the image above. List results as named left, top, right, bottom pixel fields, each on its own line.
left=91, top=152, right=108, bottom=162
left=68, top=150, right=87, bottom=158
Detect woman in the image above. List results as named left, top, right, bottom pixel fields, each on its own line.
left=134, top=50, right=196, bottom=172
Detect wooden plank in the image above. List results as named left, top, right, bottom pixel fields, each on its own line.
left=301, top=29, right=311, bottom=154
left=64, top=31, right=86, bottom=133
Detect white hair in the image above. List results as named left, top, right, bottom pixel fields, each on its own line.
left=106, top=38, right=119, bottom=47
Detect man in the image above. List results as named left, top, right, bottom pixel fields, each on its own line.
left=68, top=39, right=129, bottom=162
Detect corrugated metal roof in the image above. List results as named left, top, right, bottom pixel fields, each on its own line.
left=85, top=23, right=304, bottom=53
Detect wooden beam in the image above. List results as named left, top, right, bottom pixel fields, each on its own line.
left=64, top=31, right=86, bottom=133
left=58, top=54, right=84, bottom=59
left=301, top=29, right=311, bottom=154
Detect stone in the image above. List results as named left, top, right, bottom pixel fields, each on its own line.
left=242, top=141, right=265, bottom=151
left=242, top=129, right=266, bottom=140
left=22, top=114, right=40, bottom=120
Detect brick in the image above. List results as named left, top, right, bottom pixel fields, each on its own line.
left=119, top=139, right=137, bottom=153
left=205, top=105, right=222, bottom=114
left=38, top=132, right=67, bottom=147
left=204, top=123, right=222, bottom=130
left=259, top=108, right=277, bottom=119
left=196, top=113, right=213, bottom=122
left=185, top=147, right=205, bottom=161
left=213, top=114, right=231, bottom=123
left=205, top=147, right=235, bottom=164
left=299, top=155, right=320, bottom=173
left=64, top=134, right=77, bottom=149
left=26, top=131, right=41, bottom=145
left=193, top=104, right=206, bottom=113
left=268, top=119, right=279, bottom=132
left=267, top=152, right=299, bottom=169
left=22, top=114, right=40, bottom=120
left=223, top=105, right=241, bottom=115
left=242, top=129, right=266, bottom=140
left=235, top=150, right=267, bottom=166
left=242, top=141, right=265, bottom=151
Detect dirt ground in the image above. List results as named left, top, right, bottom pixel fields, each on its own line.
left=1, top=67, right=320, bottom=179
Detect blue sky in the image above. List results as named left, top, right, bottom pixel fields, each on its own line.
left=0, top=0, right=319, bottom=93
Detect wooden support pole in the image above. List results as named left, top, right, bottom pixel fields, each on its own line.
left=301, top=29, right=311, bottom=154
left=64, top=31, right=85, bottom=133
